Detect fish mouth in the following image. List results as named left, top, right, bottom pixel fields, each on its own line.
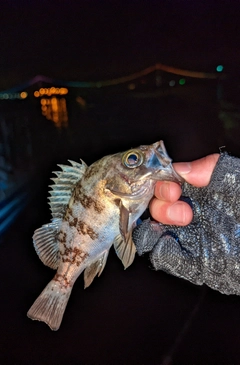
left=137, top=141, right=184, bottom=184
left=153, top=140, right=184, bottom=184
left=150, top=165, right=184, bottom=184
left=109, top=179, right=153, bottom=200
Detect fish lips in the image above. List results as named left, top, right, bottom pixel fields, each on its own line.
left=138, top=163, right=184, bottom=184
left=152, top=163, right=184, bottom=184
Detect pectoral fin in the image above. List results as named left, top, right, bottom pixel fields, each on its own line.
left=113, top=233, right=136, bottom=269
left=33, top=218, right=61, bottom=269
left=113, top=201, right=136, bottom=269
left=84, top=250, right=109, bottom=288
left=119, top=200, right=129, bottom=240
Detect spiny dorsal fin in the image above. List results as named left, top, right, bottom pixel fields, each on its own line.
left=48, top=159, right=88, bottom=218
left=84, top=250, right=109, bottom=288
left=33, top=218, right=62, bottom=269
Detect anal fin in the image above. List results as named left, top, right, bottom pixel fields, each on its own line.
left=84, top=251, right=109, bottom=288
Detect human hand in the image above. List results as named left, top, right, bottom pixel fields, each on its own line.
left=150, top=154, right=220, bottom=226
left=133, top=152, right=240, bottom=295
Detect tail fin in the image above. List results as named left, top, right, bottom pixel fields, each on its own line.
left=27, top=279, right=72, bottom=331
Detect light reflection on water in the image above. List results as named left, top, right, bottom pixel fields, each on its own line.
left=34, top=87, right=69, bottom=128
left=40, top=96, right=68, bottom=128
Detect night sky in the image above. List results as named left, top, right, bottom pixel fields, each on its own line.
left=1, top=1, right=240, bottom=88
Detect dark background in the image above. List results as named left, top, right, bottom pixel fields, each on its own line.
left=1, top=1, right=240, bottom=364
left=1, top=0, right=240, bottom=86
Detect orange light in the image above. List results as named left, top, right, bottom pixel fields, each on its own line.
left=20, top=91, right=28, bottom=99
left=51, top=97, right=58, bottom=112
left=60, top=87, right=68, bottom=95
left=35, top=86, right=69, bottom=97
left=128, top=83, right=136, bottom=90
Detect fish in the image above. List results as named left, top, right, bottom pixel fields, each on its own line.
left=27, top=140, right=183, bottom=330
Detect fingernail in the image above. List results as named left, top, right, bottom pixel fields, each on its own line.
left=167, top=202, right=186, bottom=224
left=159, top=183, right=170, bottom=200
left=175, top=162, right=191, bottom=175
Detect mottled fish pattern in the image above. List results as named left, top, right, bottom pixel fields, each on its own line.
left=27, top=141, right=182, bottom=330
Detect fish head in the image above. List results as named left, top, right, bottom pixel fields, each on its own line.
left=105, top=140, right=183, bottom=201
left=121, top=140, right=184, bottom=184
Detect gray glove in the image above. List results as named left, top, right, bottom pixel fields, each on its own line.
left=133, top=153, right=240, bottom=296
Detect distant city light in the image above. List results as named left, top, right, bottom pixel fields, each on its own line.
left=169, top=80, right=175, bottom=87
left=0, top=91, right=28, bottom=100
left=34, top=87, right=68, bottom=97
left=216, top=65, right=224, bottom=72
left=179, top=78, right=186, bottom=85
left=20, top=91, right=28, bottom=99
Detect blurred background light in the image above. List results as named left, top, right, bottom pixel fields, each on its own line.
left=216, top=65, right=224, bottom=72
left=179, top=78, right=186, bottom=85
left=34, top=87, right=68, bottom=97
left=128, top=83, right=136, bottom=90
left=20, top=91, right=28, bottom=99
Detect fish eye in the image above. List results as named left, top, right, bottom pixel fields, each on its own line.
left=122, top=150, right=144, bottom=169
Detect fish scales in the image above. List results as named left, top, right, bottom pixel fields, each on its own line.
left=27, top=140, right=183, bottom=330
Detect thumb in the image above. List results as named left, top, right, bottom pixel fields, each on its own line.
left=173, top=154, right=220, bottom=187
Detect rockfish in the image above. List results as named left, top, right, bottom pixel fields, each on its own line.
left=27, top=140, right=182, bottom=330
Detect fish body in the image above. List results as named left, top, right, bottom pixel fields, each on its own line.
left=27, top=141, right=182, bottom=330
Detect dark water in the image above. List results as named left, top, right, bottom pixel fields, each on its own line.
left=45, top=82, right=240, bottom=165
left=1, top=82, right=240, bottom=364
